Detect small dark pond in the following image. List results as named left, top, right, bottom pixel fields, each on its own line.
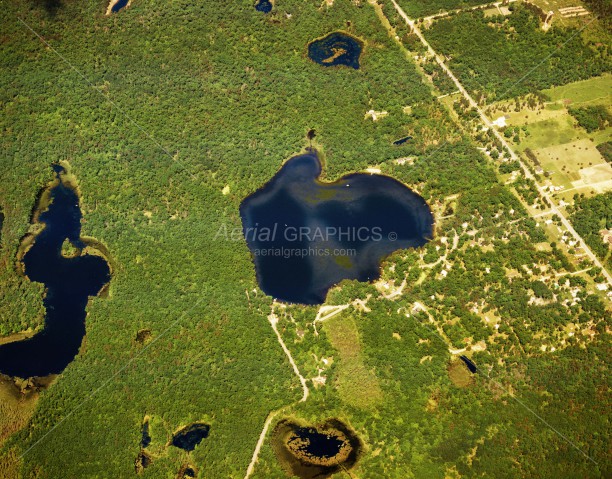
left=0, top=165, right=110, bottom=379
left=171, top=423, right=210, bottom=452
left=254, top=0, right=272, bottom=13
left=240, top=150, right=433, bottom=304
left=290, top=427, right=344, bottom=459
left=111, top=0, right=129, bottom=12
left=460, top=355, right=478, bottom=373
left=135, top=450, right=152, bottom=473
left=308, top=32, right=363, bottom=69
left=141, top=420, right=151, bottom=448
left=272, top=419, right=362, bottom=479
left=393, top=135, right=413, bottom=145
left=177, top=465, right=196, bottom=478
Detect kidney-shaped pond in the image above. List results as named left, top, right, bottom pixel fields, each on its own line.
left=240, top=150, right=433, bottom=304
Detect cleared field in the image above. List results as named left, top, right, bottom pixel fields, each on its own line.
left=497, top=102, right=566, bottom=127
left=395, top=0, right=486, bottom=18
left=489, top=75, right=612, bottom=198
left=323, top=313, right=383, bottom=409
left=532, top=138, right=609, bottom=189
left=530, top=0, right=612, bottom=43
left=569, top=163, right=612, bottom=193
left=518, top=116, right=582, bottom=150
left=543, top=74, right=612, bottom=105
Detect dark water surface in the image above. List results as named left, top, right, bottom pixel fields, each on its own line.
left=254, top=0, right=272, bottom=13
left=393, top=135, right=413, bottom=145
left=272, top=418, right=362, bottom=479
left=240, top=151, right=433, bottom=304
left=308, top=32, right=363, bottom=69
left=171, top=423, right=210, bottom=451
left=111, top=0, right=129, bottom=12
left=460, top=355, right=478, bottom=373
left=0, top=166, right=110, bottom=378
left=290, top=427, right=344, bottom=459
left=141, top=420, right=152, bottom=448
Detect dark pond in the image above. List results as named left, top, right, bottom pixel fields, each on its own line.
left=240, top=150, right=433, bottom=304
left=308, top=32, right=363, bottom=69
left=272, top=419, right=362, bottom=479
left=135, top=450, right=152, bottom=472
left=460, top=355, right=478, bottom=373
left=111, top=0, right=129, bottom=12
left=0, top=209, right=4, bottom=244
left=0, top=165, right=110, bottom=379
left=171, top=423, right=210, bottom=452
left=393, top=135, right=413, bottom=145
left=141, top=420, right=151, bottom=448
left=290, top=427, right=344, bottom=459
left=254, top=0, right=272, bottom=13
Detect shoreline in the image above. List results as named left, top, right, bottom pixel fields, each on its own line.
left=105, top=0, right=132, bottom=16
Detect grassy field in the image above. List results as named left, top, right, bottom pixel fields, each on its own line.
left=322, top=313, right=383, bottom=409
left=490, top=74, right=611, bottom=199
left=518, top=116, right=582, bottom=149
left=543, top=74, right=612, bottom=105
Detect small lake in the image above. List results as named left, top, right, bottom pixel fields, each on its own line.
left=393, top=135, right=413, bottom=145
left=0, top=165, right=110, bottom=379
left=460, top=355, right=478, bottom=373
left=308, top=32, right=363, bottom=69
left=141, top=420, right=152, bottom=448
left=254, top=0, right=272, bottom=13
left=240, top=151, right=433, bottom=304
left=171, top=423, right=210, bottom=452
left=272, top=419, right=362, bottom=479
left=111, top=0, right=129, bottom=12
left=289, top=427, right=344, bottom=459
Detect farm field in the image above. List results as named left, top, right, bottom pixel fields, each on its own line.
left=489, top=74, right=611, bottom=202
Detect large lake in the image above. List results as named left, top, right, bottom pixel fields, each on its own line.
left=240, top=151, right=433, bottom=304
left=0, top=165, right=110, bottom=378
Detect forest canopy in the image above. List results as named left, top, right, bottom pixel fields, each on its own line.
left=425, top=7, right=611, bottom=101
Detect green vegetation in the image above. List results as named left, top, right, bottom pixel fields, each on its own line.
left=487, top=75, right=612, bottom=200
left=596, top=141, right=612, bottom=162
left=583, top=0, right=612, bottom=27
left=322, top=313, right=383, bottom=409
left=422, top=57, right=457, bottom=95
left=542, top=74, right=611, bottom=105
left=425, top=7, right=611, bottom=101
left=568, top=192, right=612, bottom=266
left=0, top=0, right=610, bottom=478
left=395, top=0, right=486, bottom=18
left=260, top=201, right=610, bottom=477
left=568, top=105, right=612, bottom=133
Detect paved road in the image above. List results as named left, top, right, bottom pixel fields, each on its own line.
left=390, top=0, right=612, bottom=287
